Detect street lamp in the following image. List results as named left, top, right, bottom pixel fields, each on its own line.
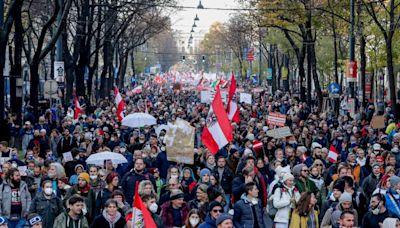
left=189, top=34, right=193, bottom=40
left=194, top=14, right=199, bottom=21
left=192, top=22, right=197, bottom=28
left=191, top=28, right=194, bottom=33
left=197, top=0, right=204, bottom=9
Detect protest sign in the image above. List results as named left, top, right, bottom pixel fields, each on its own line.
left=63, top=151, right=74, bottom=162
left=267, top=112, right=286, bottom=127
left=266, top=127, right=292, bottom=139
left=201, top=91, right=211, bottom=103
left=165, top=118, right=195, bottom=164
left=371, top=116, right=385, bottom=129
left=240, top=93, right=252, bottom=104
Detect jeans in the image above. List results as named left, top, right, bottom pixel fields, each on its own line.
left=8, top=219, right=26, bottom=228
left=224, top=194, right=231, bottom=213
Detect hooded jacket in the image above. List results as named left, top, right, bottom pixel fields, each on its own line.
left=198, top=214, right=217, bottom=228
left=0, top=180, right=31, bottom=219
left=53, top=211, right=89, bottom=228
left=272, top=184, right=301, bottom=223
left=90, top=210, right=125, bottom=228
left=321, top=201, right=358, bottom=228
left=29, top=191, right=64, bottom=228
left=233, top=194, right=265, bottom=228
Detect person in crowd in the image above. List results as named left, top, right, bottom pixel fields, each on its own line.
left=233, top=182, right=264, bottom=228
left=0, top=168, right=31, bottom=228
left=321, top=192, right=358, bottom=228
left=289, top=192, right=319, bottom=228
left=198, top=201, right=223, bottom=228
left=90, top=199, right=125, bottom=228
left=95, top=171, right=119, bottom=215
left=385, top=175, right=400, bottom=218
left=53, top=195, right=89, bottom=228
left=272, top=173, right=300, bottom=228
left=189, top=184, right=209, bottom=217
left=64, top=172, right=96, bottom=223
left=29, top=180, right=64, bottom=228
left=120, top=158, right=155, bottom=205
left=138, top=179, right=156, bottom=197
left=160, top=189, right=190, bottom=228
left=216, top=214, right=233, bottom=228
left=184, top=209, right=203, bottom=228
left=181, top=167, right=197, bottom=201
left=362, top=193, right=395, bottom=228
left=382, top=217, right=400, bottom=228
left=339, top=211, right=356, bottom=228
left=110, top=190, right=130, bottom=217
left=27, top=213, right=43, bottom=228
left=57, top=128, right=78, bottom=158
left=293, top=164, right=319, bottom=196
left=362, top=163, right=382, bottom=201
left=141, top=193, right=164, bottom=227
left=212, top=156, right=233, bottom=212
left=69, top=164, right=85, bottom=186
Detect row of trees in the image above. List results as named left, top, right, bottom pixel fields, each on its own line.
left=0, top=0, right=176, bottom=118
left=200, top=0, right=400, bottom=115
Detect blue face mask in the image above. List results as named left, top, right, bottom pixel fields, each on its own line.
left=12, top=154, right=17, bottom=160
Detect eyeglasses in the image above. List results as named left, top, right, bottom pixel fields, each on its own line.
left=302, top=170, right=309, bottom=172
left=212, top=209, right=223, bottom=213
left=315, top=164, right=323, bottom=166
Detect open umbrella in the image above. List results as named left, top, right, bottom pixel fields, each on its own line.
left=122, top=112, right=157, bottom=128
left=86, top=151, right=128, bottom=166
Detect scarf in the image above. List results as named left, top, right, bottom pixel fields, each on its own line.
left=102, top=210, right=121, bottom=228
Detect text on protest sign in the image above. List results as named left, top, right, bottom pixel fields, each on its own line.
left=267, top=112, right=286, bottom=127
left=266, top=127, right=292, bottom=139
left=240, top=93, right=252, bottom=104
left=165, top=118, right=195, bottom=164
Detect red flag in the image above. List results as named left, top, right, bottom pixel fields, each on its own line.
left=328, top=145, right=339, bottom=163
left=74, top=97, right=82, bottom=120
left=132, top=182, right=157, bottom=227
left=202, top=87, right=233, bottom=154
left=227, top=72, right=240, bottom=123
left=114, top=87, right=125, bottom=122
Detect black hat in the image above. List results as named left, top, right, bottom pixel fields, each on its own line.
left=208, top=201, right=223, bottom=212
left=333, top=180, right=345, bottom=193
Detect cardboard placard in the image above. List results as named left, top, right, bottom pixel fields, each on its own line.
left=165, top=118, right=195, bottom=164
left=371, top=116, right=385, bottom=129
left=267, top=112, right=286, bottom=127
left=240, top=93, right=252, bottom=104
left=266, top=127, right=292, bottom=139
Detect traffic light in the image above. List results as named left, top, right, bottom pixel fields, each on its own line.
left=202, top=55, right=206, bottom=63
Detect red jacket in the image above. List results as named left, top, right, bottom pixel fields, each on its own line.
left=160, top=201, right=190, bottom=228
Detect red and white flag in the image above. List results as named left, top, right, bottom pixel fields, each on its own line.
left=328, top=145, right=339, bottom=163
left=131, top=182, right=157, bottom=228
left=253, top=140, right=263, bottom=151
left=74, top=97, right=82, bottom=120
left=114, top=87, right=125, bottom=122
left=132, top=85, right=143, bottom=94
left=227, top=72, right=240, bottom=123
left=202, top=87, right=233, bottom=154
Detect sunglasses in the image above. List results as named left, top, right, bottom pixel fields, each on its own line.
left=315, top=164, right=323, bottom=166
left=212, top=209, right=223, bottom=213
left=302, top=170, right=309, bottom=172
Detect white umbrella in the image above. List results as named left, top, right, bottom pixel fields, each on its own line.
left=86, top=151, right=128, bottom=166
left=121, top=112, right=157, bottom=128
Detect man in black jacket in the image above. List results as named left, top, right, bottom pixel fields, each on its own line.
left=57, top=128, right=78, bottom=157
left=213, top=156, right=234, bottom=212
left=362, top=193, right=396, bottom=228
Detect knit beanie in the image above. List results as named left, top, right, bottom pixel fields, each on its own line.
left=292, top=164, right=306, bottom=177
left=333, top=180, right=345, bottom=193
left=390, top=176, right=400, bottom=186
left=339, top=192, right=352, bottom=203
left=200, top=168, right=211, bottom=177
left=282, top=173, right=294, bottom=183
left=78, top=172, right=90, bottom=183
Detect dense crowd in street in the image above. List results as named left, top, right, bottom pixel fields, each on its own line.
left=0, top=80, right=400, bottom=228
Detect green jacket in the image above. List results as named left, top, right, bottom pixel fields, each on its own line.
left=53, top=211, right=89, bottom=228
left=295, top=178, right=321, bottom=204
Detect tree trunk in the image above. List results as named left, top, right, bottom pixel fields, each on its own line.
left=118, top=51, right=128, bottom=89
left=386, top=35, right=397, bottom=117
left=360, top=34, right=366, bottom=108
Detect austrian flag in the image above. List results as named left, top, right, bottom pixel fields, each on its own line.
left=74, top=96, right=82, bottom=120
left=114, top=87, right=126, bottom=122
left=328, top=145, right=339, bottom=163
left=202, top=87, right=233, bottom=154
left=227, top=72, right=240, bottom=123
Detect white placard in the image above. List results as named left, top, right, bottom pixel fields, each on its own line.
left=240, top=93, right=252, bottom=104
left=54, top=61, right=65, bottom=82
left=201, top=91, right=212, bottom=103
left=63, top=151, right=73, bottom=162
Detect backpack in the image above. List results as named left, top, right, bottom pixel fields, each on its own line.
left=267, top=182, right=283, bottom=218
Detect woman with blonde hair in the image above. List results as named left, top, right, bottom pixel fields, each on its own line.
left=138, top=180, right=157, bottom=197
left=289, top=192, right=319, bottom=228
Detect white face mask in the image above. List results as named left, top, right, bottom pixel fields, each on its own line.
left=44, top=187, right=53, bottom=195
left=371, top=203, right=381, bottom=215
left=90, top=175, right=97, bottom=180
left=149, top=203, right=158, bottom=213
left=189, top=218, right=199, bottom=227
left=48, top=173, right=56, bottom=178
left=120, top=148, right=126, bottom=153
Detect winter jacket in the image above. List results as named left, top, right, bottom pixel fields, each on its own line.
left=272, top=185, right=300, bottom=223
left=95, top=187, right=113, bottom=216
left=160, top=201, right=190, bottom=228
left=0, top=180, right=31, bottom=219
left=233, top=194, right=265, bottom=228
left=289, top=209, right=319, bottom=228
left=212, top=166, right=234, bottom=194
left=90, top=210, right=125, bottom=228
left=198, top=215, right=217, bottom=228
left=64, top=185, right=96, bottom=223
left=53, top=211, right=89, bottom=228
left=120, top=169, right=155, bottom=205
left=29, top=192, right=64, bottom=228
left=56, top=136, right=78, bottom=157
left=362, top=173, right=381, bottom=200
left=361, top=209, right=395, bottom=228
left=321, top=202, right=358, bottom=228
left=385, top=188, right=400, bottom=218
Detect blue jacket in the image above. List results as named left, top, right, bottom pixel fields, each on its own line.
left=233, top=194, right=264, bottom=228
left=198, top=215, right=217, bottom=228
left=385, top=189, right=400, bottom=218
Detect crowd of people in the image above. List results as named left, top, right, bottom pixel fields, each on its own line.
left=0, top=83, right=399, bottom=228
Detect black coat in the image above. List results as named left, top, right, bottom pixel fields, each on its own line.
left=90, top=214, right=125, bottom=228
left=29, top=192, right=64, bottom=228
left=120, top=169, right=155, bottom=205
left=212, top=166, right=234, bottom=194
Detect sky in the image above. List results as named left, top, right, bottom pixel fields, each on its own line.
left=170, top=0, right=241, bottom=46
